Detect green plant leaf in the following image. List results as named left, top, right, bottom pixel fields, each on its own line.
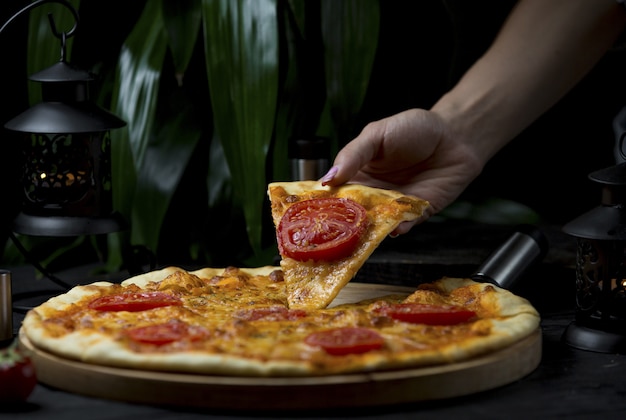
left=161, top=0, right=202, bottom=82
left=272, top=0, right=327, bottom=182
left=110, top=0, right=168, bottom=237
left=201, top=0, right=279, bottom=255
left=321, top=0, right=379, bottom=143
left=132, top=101, right=203, bottom=249
left=112, top=0, right=168, bottom=169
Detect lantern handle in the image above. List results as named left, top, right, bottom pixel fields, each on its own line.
left=0, top=0, right=79, bottom=39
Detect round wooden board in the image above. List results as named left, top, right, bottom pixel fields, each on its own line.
left=18, top=283, right=543, bottom=410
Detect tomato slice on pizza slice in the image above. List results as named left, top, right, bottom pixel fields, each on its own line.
left=304, top=327, right=384, bottom=355
left=88, top=291, right=183, bottom=312
left=381, top=303, right=476, bottom=325
left=277, top=197, right=369, bottom=261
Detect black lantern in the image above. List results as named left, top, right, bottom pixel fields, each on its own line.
left=2, top=0, right=127, bottom=237
left=562, top=163, right=626, bottom=354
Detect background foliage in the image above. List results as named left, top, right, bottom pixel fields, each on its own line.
left=5, top=0, right=622, bottom=278
left=1, top=0, right=380, bottom=273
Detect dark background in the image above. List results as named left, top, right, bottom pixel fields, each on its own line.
left=356, top=0, right=626, bottom=226
left=2, top=0, right=626, bottom=262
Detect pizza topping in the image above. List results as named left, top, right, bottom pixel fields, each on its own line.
left=380, top=303, right=477, bottom=325
left=268, top=269, right=284, bottom=282
left=88, top=291, right=183, bottom=312
left=277, top=197, right=369, bottom=261
left=125, top=320, right=209, bottom=345
left=22, top=263, right=541, bottom=377
left=234, top=306, right=307, bottom=321
left=304, top=327, right=384, bottom=355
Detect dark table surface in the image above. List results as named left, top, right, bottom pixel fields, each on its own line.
left=4, top=221, right=626, bottom=419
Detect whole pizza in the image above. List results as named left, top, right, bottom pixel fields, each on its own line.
left=20, top=181, right=540, bottom=378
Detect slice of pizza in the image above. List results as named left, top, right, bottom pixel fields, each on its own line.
left=267, top=180, right=430, bottom=309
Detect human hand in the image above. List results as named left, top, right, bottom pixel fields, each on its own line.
left=321, top=108, right=486, bottom=235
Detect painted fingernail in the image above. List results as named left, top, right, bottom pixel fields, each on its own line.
left=320, top=166, right=339, bottom=185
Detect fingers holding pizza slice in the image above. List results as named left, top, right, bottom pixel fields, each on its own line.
left=267, top=181, right=430, bottom=309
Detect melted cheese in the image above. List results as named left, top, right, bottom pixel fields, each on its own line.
left=23, top=268, right=540, bottom=376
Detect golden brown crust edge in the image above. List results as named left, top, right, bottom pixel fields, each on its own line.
left=267, top=180, right=430, bottom=228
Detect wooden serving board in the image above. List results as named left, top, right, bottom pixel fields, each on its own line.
left=18, top=283, right=542, bottom=410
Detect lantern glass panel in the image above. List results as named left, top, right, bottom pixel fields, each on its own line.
left=21, top=130, right=112, bottom=218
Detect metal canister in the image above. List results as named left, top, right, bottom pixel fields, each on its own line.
left=289, top=137, right=330, bottom=181
left=0, top=270, right=12, bottom=342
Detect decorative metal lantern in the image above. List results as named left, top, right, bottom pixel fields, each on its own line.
left=562, top=163, right=626, bottom=354
left=2, top=0, right=127, bottom=237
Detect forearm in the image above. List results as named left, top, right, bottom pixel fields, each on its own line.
left=432, top=0, right=626, bottom=163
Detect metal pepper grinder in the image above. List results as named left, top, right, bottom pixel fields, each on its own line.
left=471, top=224, right=548, bottom=290
left=562, top=163, right=626, bottom=354
left=289, top=137, right=330, bottom=181
left=0, top=270, right=13, bottom=345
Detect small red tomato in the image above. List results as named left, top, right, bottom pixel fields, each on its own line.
left=0, top=340, right=37, bottom=403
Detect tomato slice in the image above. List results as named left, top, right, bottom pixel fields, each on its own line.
left=304, top=327, right=384, bottom=355
left=88, top=291, right=182, bottom=312
left=125, top=320, right=208, bottom=345
left=277, top=197, right=369, bottom=261
left=382, top=303, right=476, bottom=325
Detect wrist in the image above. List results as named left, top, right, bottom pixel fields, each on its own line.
left=430, top=86, right=506, bottom=167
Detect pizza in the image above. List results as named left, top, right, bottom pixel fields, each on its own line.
left=20, top=266, right=540, bottom=377
left=20, top=182, right=539, bottom=378
left=267, top=180, right=430, bottom=309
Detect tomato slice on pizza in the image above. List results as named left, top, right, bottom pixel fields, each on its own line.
left=268, top=181, right=430, bottom=309
left=304, top=327, right=385, bottom=355
left=125, top=320, right=209, bottom=345
left=88, top=291, right=182, bottom=312
left=380, top=303, right=477, bottom=325
left=277, top=197, right=369, bottom=261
